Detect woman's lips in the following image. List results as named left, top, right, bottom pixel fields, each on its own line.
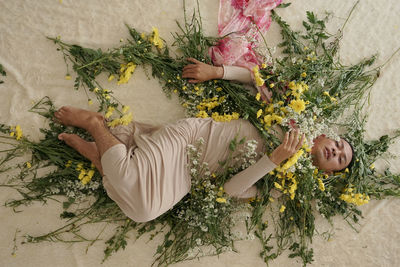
left=324, top=147, right=330, bottom=160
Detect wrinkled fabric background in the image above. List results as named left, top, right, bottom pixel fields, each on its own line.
left=0, top=1, right=399, bottom=266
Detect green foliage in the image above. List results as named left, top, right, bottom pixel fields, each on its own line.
left=1, top=1, right=400, bottom=266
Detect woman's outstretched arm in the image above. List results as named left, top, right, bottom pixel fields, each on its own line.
left=224, top=130, right=305, bottom=199
left=182, top=58, right=252, bottom=84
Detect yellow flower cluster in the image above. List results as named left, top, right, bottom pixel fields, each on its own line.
left=263, top=114, right=283, bottom=127
left=196, top=110, right=209, bottom=118
left=288, top=81, right=309, bottom=98
left=289, top=99, right=306, bottom=114
left=107, top=106, right=133, bottom=128
left=273, top=171, right=298, bottom=200
left=216, top=197, right=227, bottom=203
left=9, top=125, right=23, bottom=140
left=107, top=112, right=133, bottom=128
left=339, top=187, right=370, bottom=206
left=317, top=178, right=325, bottom=191
left=108, top=74, right=115, bottom=81
left=323, top=91, right=337, bottom=102
left=149, top=27, right=163, bottom=49
left=196, top=96, right=221, bottom=111
left=279, top=205, right=286, bottom=213
left=211, top=112, right=240, bottom=122
left=100, top=88, right=111, bottom=100
left=252, top=66, right=265, bottom=86
left=105, top=106, right=115, bottom=118
left=276, top=149, right=304, bottom=173
left=76, top=163, right=95, bottom=185
left=117, top=62, right=136, bottom=85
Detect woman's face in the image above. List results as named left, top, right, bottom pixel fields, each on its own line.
left=311, top=135, right=353, bottom=173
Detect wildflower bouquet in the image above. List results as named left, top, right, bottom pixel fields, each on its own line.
left=1, top=1, right=400, bottom=266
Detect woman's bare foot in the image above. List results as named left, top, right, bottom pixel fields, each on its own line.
left=58, top=133, right=103, bottom=175
left=54, top=106, right=104, bottom=131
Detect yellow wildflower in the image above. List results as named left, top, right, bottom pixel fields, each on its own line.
left=276, top=149, right=304, bottom=172
left=65, top=160, right=72, bottom=168
left=105, top=106, right=115, bottom=118
left=78, top=169, right=86, bottom=180
left=65, top=75, right=71, bottom=80
left=370, top=164, right=375, bottom=169
left=301, top=72, right=307, bottom=78
left=196, top=110, right=209, bottom=118
left=252, top=66, right=265, bottom=86
left=255, top=92, right=261, bottom=101
left=94, top=87, right=99, bottom=93
left=317, top=178, right=325, bottom=191
left=122, top=105, right=130, bottom=114
left=279, top=205, right=286, bottom=213
left=289, top=99, right=306, bottom=114
left=88, top=99, right=93, bottom=105
left=216, top=197, right=227, bottom=203
left=9, top=132, right=14, bottom=137
left=288, top=81, right=296, bottom=89
left=263, top=114, right=272, bottom=127
left=216, top=87, right=222, bottom=92
left=256, top=109, right=263, bottom=118
left=269, top=83, right=275, bottom=88
left=108, top=75, right=115, bottom=81
left=15, top=125, right=23, bottom=140
left=274, top=182, right=283, bottom=190
left=268, top=197, right=274, bottom=202
left=76, top=163, right=83, bottom=171
left=120, top=112, right=133, bottom=125
left=271, top=114, right=283, bottom=124
left=117, top=62, right=136, bottom=85
left=265, top=104, right=274, bottom=113
left=149, top=27, right=163, bottom=49
left=26, top=162, right=31, bottom=168
left=87, top=169, right=95, bottom=179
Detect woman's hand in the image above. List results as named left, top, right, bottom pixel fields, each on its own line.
left=182, top=58, right=223, bottom=83
left=269, top=130, right=305, bottom=165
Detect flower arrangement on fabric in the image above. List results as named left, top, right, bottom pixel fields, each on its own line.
left=1, top=2, right=400, bottom=266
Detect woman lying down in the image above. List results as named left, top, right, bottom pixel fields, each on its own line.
left=54, top=61, right=353, bottom=223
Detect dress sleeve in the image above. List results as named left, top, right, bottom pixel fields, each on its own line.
left=222, top=65, right=253, bottom=84
left=223, top=154, right=277, bottom=198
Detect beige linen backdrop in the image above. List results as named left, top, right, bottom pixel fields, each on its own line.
left=0, top=0, right=399, bottom=266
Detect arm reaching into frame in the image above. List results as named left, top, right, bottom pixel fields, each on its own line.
left=182, top=58, right=252, bottom=84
